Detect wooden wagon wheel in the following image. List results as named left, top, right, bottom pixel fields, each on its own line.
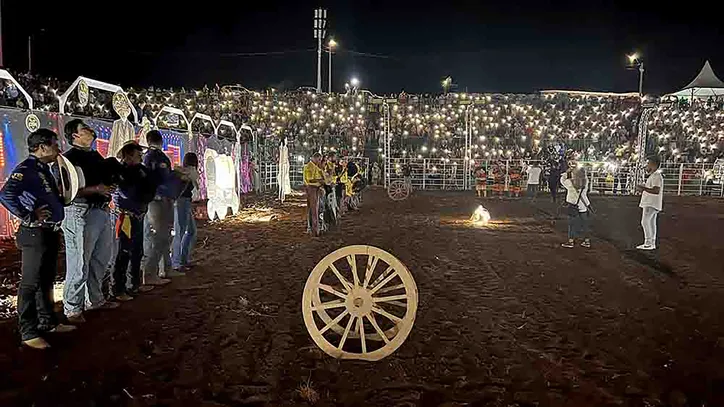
left=387, top=180, right=410, bottom=201
left=302, top=245, right=418, bottom=361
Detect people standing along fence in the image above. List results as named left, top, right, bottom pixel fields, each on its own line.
left=62, top=119, right=118, bottom=324
left=0, top=129, right=77, bottom=349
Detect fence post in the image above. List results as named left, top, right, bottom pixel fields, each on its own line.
left=677, top=163, right=683, bottom=196
left=504, top=160, right=510, bottom=193
left=422, top=159, right=427, bottom=190
left=699, top=162, right=705, bottom=196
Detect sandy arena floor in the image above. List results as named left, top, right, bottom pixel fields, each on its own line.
left=1, top=188, right=723, bottom=406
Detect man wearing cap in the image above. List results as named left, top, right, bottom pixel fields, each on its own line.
left=61, top=119, right=118, bottom=324
left=0, top=129, right=77, bottom=349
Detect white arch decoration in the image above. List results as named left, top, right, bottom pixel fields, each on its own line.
left=0, top=69, right=34, bottom=110
left=58, top=76, right=138, bottom=122
left=216, top=119, right=238, bottom=140
left=152, top=106, right=190, bottom=130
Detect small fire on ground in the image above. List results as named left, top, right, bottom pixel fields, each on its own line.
left=470, top=205, right=491, bottom=226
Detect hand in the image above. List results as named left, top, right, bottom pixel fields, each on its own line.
left=635, top=184, right=645, bottom=192
left=95, top=184, right=114, bottom=196
left=34, top=205, right=51, bottom=222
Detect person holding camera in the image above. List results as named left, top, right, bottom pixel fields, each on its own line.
left=0, top=129, right=77, bottom=349
left=62, top=119, right=118, bottom=325
left=560, top=165, right=591, bottom=248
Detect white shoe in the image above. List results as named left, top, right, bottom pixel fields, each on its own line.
left=636, top=243, right=656, bottom=250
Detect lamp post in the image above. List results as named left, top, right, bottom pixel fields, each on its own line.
left=627, top=53, right=644, bottom=97
left=313, top=8, right=327, bottom=93
left=328, top=38, right=337, bottom=93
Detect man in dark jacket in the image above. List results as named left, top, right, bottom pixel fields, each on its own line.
left=111, top=141, right=159, bottom=300
left=0, top=129, right=77, bottom=349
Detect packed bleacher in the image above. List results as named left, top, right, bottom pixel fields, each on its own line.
left=1, top=72, right=723, bottom=165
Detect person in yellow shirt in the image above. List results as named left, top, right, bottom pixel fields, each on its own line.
left=303, top=153, right=325, bottom=235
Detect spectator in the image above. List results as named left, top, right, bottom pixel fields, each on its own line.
left=636, top=155, right=663, bottom=250
left=560, top=166, right=591, bottom=248
left=172, top=152, right=200, bottom=273
left=62, top=119, right=118, bottom=324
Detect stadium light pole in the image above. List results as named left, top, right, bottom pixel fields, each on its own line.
left=627, top=53, right=644, bottom=97
left=314, top=8, right=327, bottom=93
left=328, top=38, right=337, bottom=93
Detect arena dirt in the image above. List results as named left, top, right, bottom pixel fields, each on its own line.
left=1, top=189, right=723, bottom=406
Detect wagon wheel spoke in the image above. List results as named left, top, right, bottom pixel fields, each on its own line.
left=347, top=255, right=359, bottom=287
left=328, top=264, right=352, bottom=292
left=311, top=300, right=345, bottom=312
left=358, top=315, right=367, bottom=353
left=362, top=255, right=379, bottom=289
left=370, top=265, right=394, bottom=289
left=373, top=294, right=408, bottom=304
left=318, top=284, right=347, bottom=300
left=366, top=314, right=390, bottom=344
left=370, top=269, right=398, bottom=294
left=375, top=283, right=406, bottom=294
left=338, top=315, right=356, bottom=350
left=371, top=306, right=402, bottom=323
left=320, top=310, right=349, bottom=334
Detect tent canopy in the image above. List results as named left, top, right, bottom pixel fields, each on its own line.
left=668, top=61, right=724, bottom=99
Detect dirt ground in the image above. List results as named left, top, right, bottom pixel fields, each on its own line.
left=1, top=188, right=724, bottom=407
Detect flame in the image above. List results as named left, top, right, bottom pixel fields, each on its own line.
left=470, top=205, right=491, bottom=225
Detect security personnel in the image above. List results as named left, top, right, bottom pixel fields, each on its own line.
left=0, top=129, right=77, bottom=349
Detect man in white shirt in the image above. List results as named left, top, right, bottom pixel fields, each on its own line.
left=636, top=155, right=664, bottom=250
left=526, top=163, right=542, bottom=200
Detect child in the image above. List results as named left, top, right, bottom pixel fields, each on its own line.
left=474, top=166, right=487, bottom=197
left=172, top=153, right=200, bottom=273
left=111, top=141, right=159, bottom=300
left=636, top=155, right=663, bottom=250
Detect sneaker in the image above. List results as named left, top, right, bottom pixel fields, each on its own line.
left=166, top=269, right=186, bottom=277
left=66, top=314, right=86, bottom=324
left=112, top=294, right=134, bottom=302
left=561, top=241, right=575, bottom=248
left=145, top=278, right=171, bottom=286
left=636, top=244, right=656, bottom=250
left=48, top=324, right=77, bottom=333
left=580, top=240, right=591, bottom=248
left=136, top=285, right=156, bottom=293
left=22, top=337, right=50, bottom=349
left=87, top=301, right=121, bottom=311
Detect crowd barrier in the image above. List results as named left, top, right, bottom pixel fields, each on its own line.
left=383, top=158, right=723, bottom=197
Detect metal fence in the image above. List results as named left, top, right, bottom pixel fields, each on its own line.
left=261, top=157, right=370, bottom=190
left=383, top=158, right=723, bottom=197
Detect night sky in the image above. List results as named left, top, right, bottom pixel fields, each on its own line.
left=3, top=0, right=723, bottom=95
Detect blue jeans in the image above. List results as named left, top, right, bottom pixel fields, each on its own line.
left=62, top=204, right=113, bottom=316
left=143, top=198, right=174, bottom=279
left=172, top=198, right=197, bottom=268
left=568, top=210, right=589, bottom=240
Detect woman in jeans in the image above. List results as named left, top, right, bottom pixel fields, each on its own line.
left=172, top=153, right=199, bottom=273
left=560, top=166, right=591, bottom=248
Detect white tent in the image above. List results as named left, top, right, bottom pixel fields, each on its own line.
left=668, top=61, right=724, bottom=99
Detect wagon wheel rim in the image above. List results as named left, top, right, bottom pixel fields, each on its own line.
left=387, top=180, right=409, bottom=201
left=303, top=245, right=418, bottom=361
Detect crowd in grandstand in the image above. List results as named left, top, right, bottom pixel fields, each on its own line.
left=1, top=71, right=723, bottom=166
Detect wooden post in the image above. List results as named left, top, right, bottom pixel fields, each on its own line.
left=677, top=163, right=683, bottom=196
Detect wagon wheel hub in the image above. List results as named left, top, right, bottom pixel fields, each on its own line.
left=346, top=288, right=373, bottom=317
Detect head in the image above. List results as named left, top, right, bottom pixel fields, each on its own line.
left=118, top=142, right=144, bottom=166
left=311, top=152, right=322, bottom=165
left=183, top=152, right=199, bottom=168
left=646, top=155, right=660, bottom=173
left=28, top=128, right=60, bottom=163
left=571, top=166, right=587, bottom=190
left=64, top=118, right=96, bottom=148
left=146, top=130, right=163, bottom=148
left=326, top=152, right=337, bottom=163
